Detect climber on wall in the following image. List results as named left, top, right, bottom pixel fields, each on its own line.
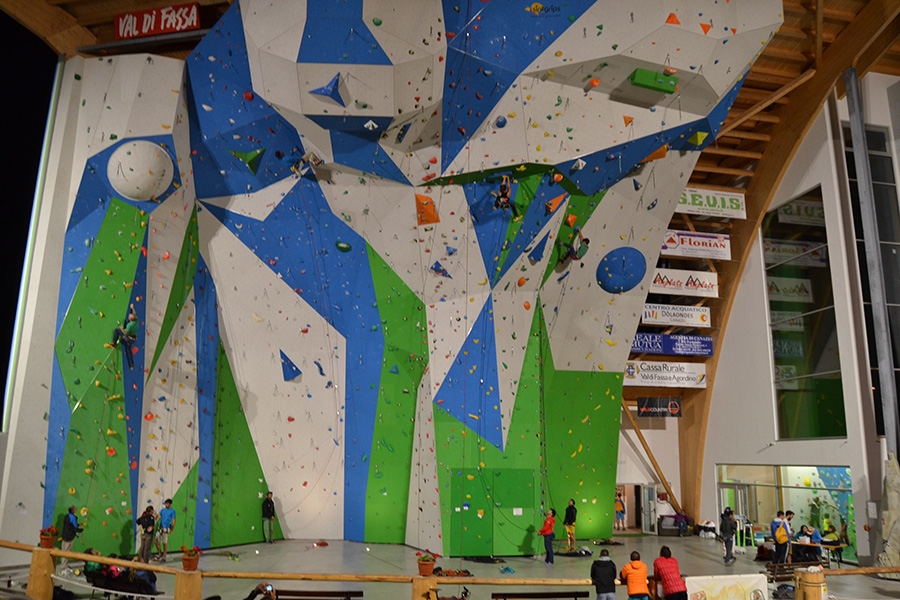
left=106, top=303, right=137, bottom=369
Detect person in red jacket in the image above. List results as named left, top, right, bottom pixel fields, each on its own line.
left=538, top=508, right=557, bottom=565
left=653, top=546, right=687, bottom=600
left=620, top=551, right=650, bottom=600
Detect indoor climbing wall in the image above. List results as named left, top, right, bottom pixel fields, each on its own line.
left=32, top=0, right=782, bottom=557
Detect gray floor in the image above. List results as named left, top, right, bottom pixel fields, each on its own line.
left=49, top=534, right=900, bottom=600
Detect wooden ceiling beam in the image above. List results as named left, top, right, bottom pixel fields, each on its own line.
left=782, top=0, right=859, bottom=23
left=718, top=69, right=814, bottom=138
left=691, top=164, right=755, bottom=178
left=718, top=130, right=772, bottom=142
left=701, top=147, right=764, bottom=160
left=816, top=0, right=824, bottom=66
left=1, top=0, right=96, bottom=57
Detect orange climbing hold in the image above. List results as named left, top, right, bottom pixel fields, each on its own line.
left=416, top=194, right=440, bottom=226
left=623, top=115, right=634, bottom=127
left=517, top=277, right=527, bottom=287
left=666, top=12, right=680, bottom=25
left=700, top=23, right=711, bottom=35
left=565, top=213, right=577, bottom=228
left=544, top=192, right=566, bottom=214
left=553, top=173, right=563, bottom=182
left=523, top=301, right=531, bottom=310
left=642, top=144, right=669, bottom=163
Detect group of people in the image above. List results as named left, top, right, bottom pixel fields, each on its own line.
left=536, top=499, right=580, bottom=565
left=134, top=498, right=177, bottom=563
left=591, top=547, right=687, bottom=600
left=770, top=509, right=844, bottom=563
left=82, top=549, right=158, bottom=595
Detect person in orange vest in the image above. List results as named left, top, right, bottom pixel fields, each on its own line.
left=620, top=551, right=650, bottom=600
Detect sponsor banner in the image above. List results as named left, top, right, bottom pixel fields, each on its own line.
left=632, top=333, right=714, bottom=357
left=767, top=276, right=814, bottom=303
left=773, top=338, right=804, bottom=359
left=661, top=230, right=732, bottom=260
left=763, top=238, right=828, bottom=267
left=676, top=186, right=746, bottom=219
left=770, top=310, right=805, bottom=331
left=623, top=361, right=707, bottom=388
left=643, top=303, right=711, bottom=327
left=115, top=3, right=200, bottom=40
left=778, top=199, right=826, bottom=227
left=774, top=365, right=799, bottom=390
left=686, top=574, right=768, bottom=600
left=637, top=396, right=682, bottom=418
left=651, top=268, right=718, bottom=298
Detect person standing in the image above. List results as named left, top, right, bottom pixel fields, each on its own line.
left=615, top=492, right=627, bottom=531
left=720, top=508, right=737, bottom=565
left=590, top=548, right=617, bottom=600
left=538, top=508, right=557, bottom=565
left=564, top=499, right=578, bottom=552
left=653, top=546, right=687, bottom=600
left=154, top=498, right=176, bottom=562
left=771, top=510, right=790, bottom=564
left=58, top=505, right=83, bottom=573
left=620, top=551, right=650, bottom=600
left=136, top=506, right=155, bottom=564
left=262, top=491, right=276, bottom=544
left=106, top=303, right=138, bottom=369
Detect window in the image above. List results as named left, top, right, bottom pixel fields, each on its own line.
left=844, top=126, right=900, bottom=435
left=763, top=190, right=847, bottom=438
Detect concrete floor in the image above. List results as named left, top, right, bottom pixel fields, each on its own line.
left=47, top=534, right=900, bottom=600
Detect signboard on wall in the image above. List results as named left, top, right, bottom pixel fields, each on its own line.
left=632, top=333, right=714, bottom=356
left=767, top=276, right=814, bottom=303
left=115, top=3, right=201, bottom=40
left=661, top=230, right=732, bottom=260
left=636, top=396, right=682, bottom=417
left=770, top=310, right=805, bottom=331
left=773, top=338, right=805, bottom=358
left=778, top=199, right=826, bottom=226
left=774, top=365, right=800, bottom=390
left=685, top=574, right=767, bottom=600
left=651, top=268, right=718, bottom=297
left=763, top=238, right=828, bottom=267
left=676, top=186, right=746, bottom=219
left=623, top=361, right=707, bottom=388
left=643, top=303, right=711, bottom=327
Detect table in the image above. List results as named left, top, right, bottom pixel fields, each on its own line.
left=791, top=541, right=849, bottom=567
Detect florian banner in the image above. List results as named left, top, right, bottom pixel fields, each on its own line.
left=661, top=230, right=731, bottom=260
left=623, top=361, right=707, bottom=388
left=643, top=303, right=711, bottom=327
left=763, top=238, right=828, bottom=267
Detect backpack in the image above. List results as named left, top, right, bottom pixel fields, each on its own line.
left=775, top=523, right=789, bottom=544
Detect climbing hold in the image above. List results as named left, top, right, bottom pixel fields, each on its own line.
left=495, top=115, right=507, bottom=128
left=523, top=301, right=531, bottom=310
left=335, top=241, right=352, bottom=252
left=517, top=277, right=527, bottom=287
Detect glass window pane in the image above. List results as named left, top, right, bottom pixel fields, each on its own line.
left=776, top=377, right=847, bottom=439
left=867, top=129, right=888, bottom=153
left=846, top=151, right=857, bottom=180
left=849, top=183, right=864, bottom=240
left=881, top=244, right=900, bottom=304
left=873, top=184, right=900, bottom=242
left=870, top=155, right=896, bottom=184
left=857, top=241, right=871, bottom=302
